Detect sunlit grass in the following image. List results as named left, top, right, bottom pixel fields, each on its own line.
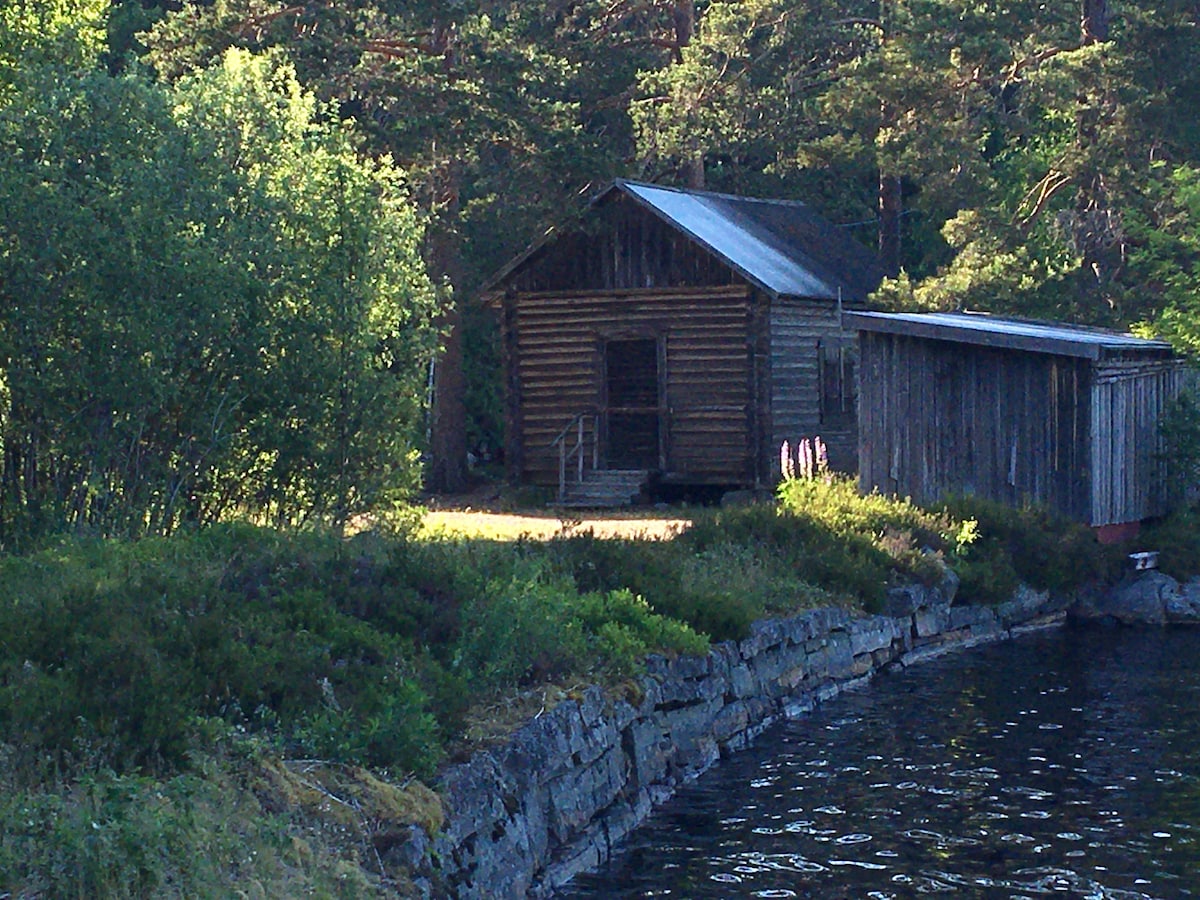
left=418, top=508, right=692, bottom=541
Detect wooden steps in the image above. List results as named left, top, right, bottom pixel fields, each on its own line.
left=555, top=469, right=648, bottom=508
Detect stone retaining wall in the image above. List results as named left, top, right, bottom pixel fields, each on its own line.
left=391, top=578, right=1071, bottom=898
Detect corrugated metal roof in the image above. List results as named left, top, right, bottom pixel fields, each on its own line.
left=617, top=180, right=882, bottom=301
left=845, top=310, right=1176, bottom=360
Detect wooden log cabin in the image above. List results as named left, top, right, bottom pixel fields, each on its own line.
left=483, top=179, right=885, bottom=505
left=847, top=310, right=1193, bottom=540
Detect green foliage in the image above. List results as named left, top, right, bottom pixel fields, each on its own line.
left=0, top=51, right=440, bottom=547
left=675, top=543, right=813, bottom=639
left=771, top=475, right=1115, bottom=607
left=772, top=476, right=959, bottom=601
left=0, top=481, right=1135, bottom=891
left=0, top=0, right=107, bottom=91
left=576, top=588, right=709, bottom=674
left=1157, top=390, right=1200, bottom=500
left=1133, top=506, right=1200, bottom=582
left=938, top=494, right=1119, bottom=603
left=455, top=560, right=707, bottom=688
left=0, top=527, right=438, bottom=777
left=0, top=522, right=720, bottom=784
left=0, top=753, right=399, bottom=899
left=456, top=562, right=590, bottom=689
left=299, top=678, right=442, bottom=772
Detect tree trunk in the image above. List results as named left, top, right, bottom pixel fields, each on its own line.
left=878, top=171, right=902, bottom=278
left=1074, top=0, right=1114, bottom=312
left=424, top=23, right=470, bottom=494
left=875, top=4, right=901, bottom=278
left=425, top=171, right=469, bottom=494
left=1081, top=0, right=1109, bottom=44
left=675, top=0, right=704, bottom=188
left=428, top=297, right=468, bottom=493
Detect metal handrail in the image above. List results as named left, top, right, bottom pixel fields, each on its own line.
left=550, top=411, right=599, bottom=502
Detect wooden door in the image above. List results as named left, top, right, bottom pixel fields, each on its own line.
left=604, top=338, right=662, bottom=469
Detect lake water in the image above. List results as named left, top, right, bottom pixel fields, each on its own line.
left=561, top=627, right=1200, bottom=899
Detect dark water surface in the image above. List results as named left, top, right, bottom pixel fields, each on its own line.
left=561, top=628, right=1200, bottom=899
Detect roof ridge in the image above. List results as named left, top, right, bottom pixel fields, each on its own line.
left=614, top=178, right=814, bottom=209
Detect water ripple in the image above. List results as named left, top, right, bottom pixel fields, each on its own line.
left=564, top=629, right=1200, bottom=899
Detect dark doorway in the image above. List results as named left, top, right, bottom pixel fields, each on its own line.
left=605, top=338, right=661, bottom=469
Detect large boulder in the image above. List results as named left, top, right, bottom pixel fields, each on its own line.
left=1071, top=571, right=1200, bottom=625
left=1166, top=577, right=1200, bottom=624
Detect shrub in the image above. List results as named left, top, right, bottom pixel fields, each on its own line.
left=0, top=751, right=404, bottom=899
left=298, top=677, right=443, bottom=774
left=455, top=562, right=590, bottom=689
left=938, top=494, right=1118, bottom=598
left=686, top=495, right=897, bottom=614
left=574, top=588, right=708, bottom=674
left=0, top=525, right=449, bottom=776
left=1135, top=506, right=1200, bottom=581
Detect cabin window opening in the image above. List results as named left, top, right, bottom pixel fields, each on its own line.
left=818, top=340, right=856, bottom=426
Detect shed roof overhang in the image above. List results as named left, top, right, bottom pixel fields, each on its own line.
left=845, top=310, right=1177, bottom=361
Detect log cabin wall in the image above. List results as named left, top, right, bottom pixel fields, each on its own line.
left=506, top=286, right=754, bottom=487
left=770, top=299, right=859, bottom=475
left=856, top=332, right=1093, bottom=521
left=493, top=186, right=882, bottom=490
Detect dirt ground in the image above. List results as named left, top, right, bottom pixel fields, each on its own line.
left=418, top=482, right=691, bottom=540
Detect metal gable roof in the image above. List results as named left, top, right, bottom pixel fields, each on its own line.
left=482, top=179, right=884, bottom=302
left=846, top=310, right=1176, bottom=360
left=617, top=181, right=836, bottom=299
left=615, top=180, right=882, bottom=301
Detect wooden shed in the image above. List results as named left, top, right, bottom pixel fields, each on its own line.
left=847, top=310, right=1192, bottom=538
left=485, top=179, right=884, bottom=504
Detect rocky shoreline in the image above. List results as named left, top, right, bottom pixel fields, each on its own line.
left=387, top=570, right=1083, bottom=898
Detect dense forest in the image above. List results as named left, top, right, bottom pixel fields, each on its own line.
left=2, top=0, right=1199, bottom=542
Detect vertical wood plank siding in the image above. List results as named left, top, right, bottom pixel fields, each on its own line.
left=770, top=299, right=858, bottom=473
left=1089, top=358, right=1190, bottom=525
left=511, top=286, right=752, bottom=486
left=857, top=333, right=1092, bottom=522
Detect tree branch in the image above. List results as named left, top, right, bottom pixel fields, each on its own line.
left=1015, top=168, right=1072, bottom=227
left=235, top=4, right=306, bottom=41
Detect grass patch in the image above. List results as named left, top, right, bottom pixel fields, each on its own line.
left=0, top=477, right=1125, bottom=893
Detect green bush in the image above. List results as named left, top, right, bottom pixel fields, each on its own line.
left=0, top=525, right=449, bottom=776
left=298, top=677, right=442, bottom=773
left=0, top=753, right=392, bottom=899
left=455, top=562, right=590, bottom=689
left=1135, top=506, right=1200, bottom=580
left=687, top=494, right=898, bottom=614
left=574, top=588, right=709, bottom=673
left=938, top=495, right=1118, bottom=599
